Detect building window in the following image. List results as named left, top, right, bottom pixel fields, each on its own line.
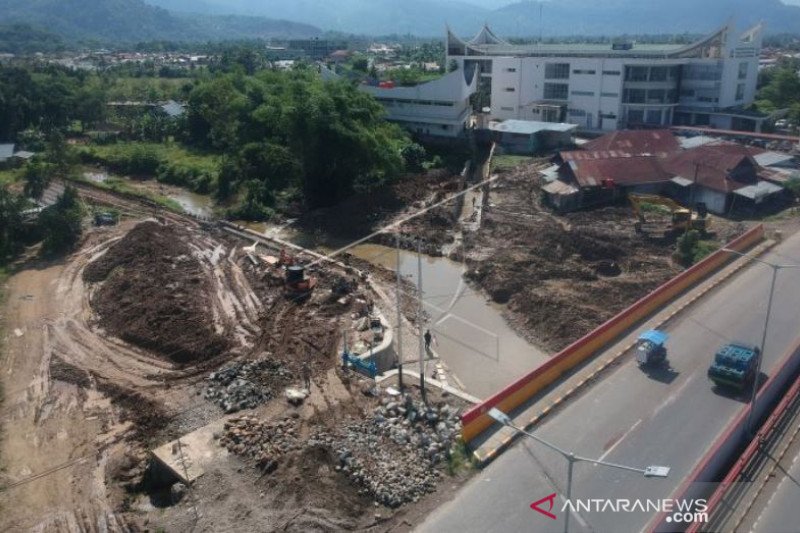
left=506, top=67, right=517, bottom=72
left=572, top=69, right=596, bottom=75
left=500, top=106, right=514, bottom=111
left=645, top=109, right=663, bottom=124
left=667, top=89, right=678, bottom=103
left=738, top=62, right=748, bottom=80
left=545, top=63, right=570, bottom=79
left=627, top=109, right=644, bottom=123
left=623, top=88, right=646, bottom=103
left=543, top=82, right=569, bottom=99
left=600, top=92, right=619, bottom=98
left=682, top=63, right=722, bottom=81
left=602, top=70, right=621, bottom=76
left=736, top=83, right=745, bottom=101
left=600, top=112, right=617, bottom=119
left=649, top=66, right=668, bottom=81
left=624, top=66, right=649, bottom=82
left=504, top=87, right=516, bottom=92
left=568, top=108, right=587, bottom=117
left=571, top=90, right=595, bottom=96
left=647, top=89, right=666, bottom=104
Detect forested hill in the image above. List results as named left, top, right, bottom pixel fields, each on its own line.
left=0, top=0, right=321, bottom=44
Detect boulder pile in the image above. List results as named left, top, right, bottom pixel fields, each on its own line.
left=205, top=358, right=292, bottom=413
left=217, top=415, right=300, bottom=473
left=308, top=395, right=462, bottom=508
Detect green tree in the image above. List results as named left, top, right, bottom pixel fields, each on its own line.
left=0, top=185, right=27, bottom=262
left=38, top=185, right=84, bottom=256
left=23, top=161, right=55, bottom=200
left=402, top=143, right=427, bottom=173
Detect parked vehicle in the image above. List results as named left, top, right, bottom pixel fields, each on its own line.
left=707, top=343, right=760, bottom=390
left=636, top=329, right=668, bottom=367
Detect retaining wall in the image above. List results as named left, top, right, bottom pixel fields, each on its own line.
left=461, top=225, right=766, bottom=443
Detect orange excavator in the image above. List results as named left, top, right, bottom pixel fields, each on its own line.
left=280, top=249, right=317, bottom=298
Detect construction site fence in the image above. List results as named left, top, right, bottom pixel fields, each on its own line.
left=460, top=224, right=766, bottom=444
left=647, top=335, right=800, bottom=533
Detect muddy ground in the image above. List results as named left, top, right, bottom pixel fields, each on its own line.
left=0, top=203, right=473, bottom=532
left=464, top=162, right=746, bottom=352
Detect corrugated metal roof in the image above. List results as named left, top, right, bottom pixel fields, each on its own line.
left=661, top=143, right=759, bottom=193
left=678, top=135, right=717, bottom=149
left=542, top=180, right=578, bottom=195
left=582, top=129, right=680, bottom=156
left=754, top=151, right=795, bottom=168
left=733, top=181, right=784, bottom=200
left=0, top=143, right=15, bottom=160
left=563, top=154, right=671, bottom=188
left=489, top=120, right=577, bottom=135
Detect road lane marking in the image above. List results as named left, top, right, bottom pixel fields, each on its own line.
left=598, top=419, right=642, bottom=462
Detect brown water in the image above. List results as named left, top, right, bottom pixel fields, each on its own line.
left=170, top=190, right=214, bottom=218
left=346, top=243, right=549, bottom=397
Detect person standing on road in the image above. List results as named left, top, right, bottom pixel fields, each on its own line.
left=424, top=329, right=436, bottom=353
left=301, top=360, right=311, bottom=390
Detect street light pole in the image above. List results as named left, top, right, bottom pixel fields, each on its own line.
left=488, top=408, right=669, bottom=533
left=396, top=233, right=404, bottom=391
left=721, top=248, right=800, bottom=434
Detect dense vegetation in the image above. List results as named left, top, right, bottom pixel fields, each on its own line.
left=0, top=54, right=418, bottom=231
left=185, top=70, right=411, bottom=215
left=0, top=24, right=64, bottom=54
left=756, top=58, right=800, bottom=125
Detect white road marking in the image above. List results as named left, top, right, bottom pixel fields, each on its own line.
left=598, top=418, right=642, bottom=462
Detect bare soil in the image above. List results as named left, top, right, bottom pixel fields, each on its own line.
left=0, top=187, right=471, bottom=532
left=464, top=163, right=744, bottom=352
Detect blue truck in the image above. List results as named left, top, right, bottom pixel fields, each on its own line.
left=707, top=343, right=761, bottom=391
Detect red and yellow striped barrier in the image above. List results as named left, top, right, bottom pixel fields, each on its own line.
left=461, top=225, right=766, bottom=443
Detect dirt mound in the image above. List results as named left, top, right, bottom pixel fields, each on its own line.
left=84, top=221, right=231, bottom=363
left=466, top=166, right=683, bottom=351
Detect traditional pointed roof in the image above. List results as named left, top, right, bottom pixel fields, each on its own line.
left=469, top=24, right=509, bottom=46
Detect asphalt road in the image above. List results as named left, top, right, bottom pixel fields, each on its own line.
left=418, top=231, right=800, bottom=533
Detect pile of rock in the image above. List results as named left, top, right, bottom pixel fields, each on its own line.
left=204, top=358, right=291, bottom=413
left=372, top=396, right=462, bottom=465
left=307, top=394, right=462, bottom=508
left=217, top=415, right=300, bottom=473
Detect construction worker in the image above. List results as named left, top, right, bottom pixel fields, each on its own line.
left=301, top=361, right=311, bottom=390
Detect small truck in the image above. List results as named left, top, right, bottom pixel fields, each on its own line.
left=707, top=343, right=761, bottom=391
left=636, top=329, right=668, bottom=367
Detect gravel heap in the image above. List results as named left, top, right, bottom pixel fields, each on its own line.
left=218, top=415, right=300, bottom=473
left=205, top=358, right=292, bottom=413
left=308, top=395, right=462, bottom=508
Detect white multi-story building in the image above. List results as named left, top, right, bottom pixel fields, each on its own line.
left=358, top=68, right=477, bottom=138
left=447, top=22, right=764, bottom=132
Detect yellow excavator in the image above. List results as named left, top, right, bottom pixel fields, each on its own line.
left=629, top=193, right=709, bottom=239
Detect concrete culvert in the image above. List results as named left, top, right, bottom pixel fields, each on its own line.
left=595, top=260, right=622, bottom=277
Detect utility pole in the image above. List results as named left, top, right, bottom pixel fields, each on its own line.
left=396, top=233, right=404, bottom=391
left=416, top=238, right=427, bottom=403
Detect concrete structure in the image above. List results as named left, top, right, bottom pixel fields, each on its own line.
left=447, top=22, right=764, bottom=133
left=358, top=68, right=478, bottom=138
left=487, top=119, right=576, bottom=154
